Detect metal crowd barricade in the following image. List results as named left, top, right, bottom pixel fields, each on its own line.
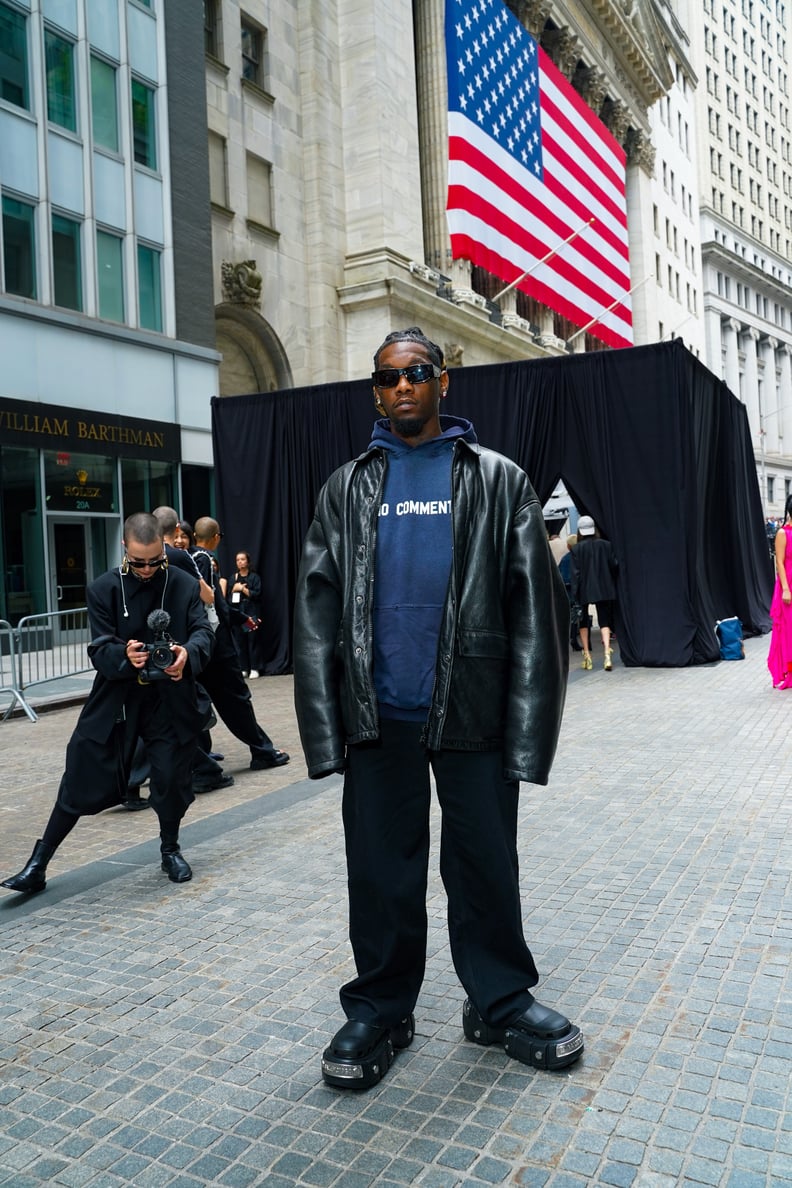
left=0, top=618, right=35, bottom=722
left=6, top=608, right=92, bottom=723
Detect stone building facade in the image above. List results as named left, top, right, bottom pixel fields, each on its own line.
left=203, top=0, right=685, bottom=389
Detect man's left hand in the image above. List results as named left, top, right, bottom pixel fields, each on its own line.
left=164, top=644, right=188, bottom=681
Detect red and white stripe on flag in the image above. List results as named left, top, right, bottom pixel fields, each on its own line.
left=445, top=0, right=633, bottom=349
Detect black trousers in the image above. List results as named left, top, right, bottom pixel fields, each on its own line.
left=56, top=687, right=195, bottom=820
left=340, top=719, right=539, bottom=1029
left=232, top=624, right=261, bottom=673
left=197, top=624, right=276, bottom=757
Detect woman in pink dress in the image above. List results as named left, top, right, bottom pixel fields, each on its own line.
left=768, top=496, right=792, bottom=688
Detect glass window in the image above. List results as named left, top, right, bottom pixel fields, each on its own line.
left=0, top=3, right=28, bottom=110
left=181, top=463, right=215, bottom=523
left=52, top=214, right=82, bottom=310
left=137, top=243, right=162, bottom=331
left=204, top=0, right=218, bottom=56
left=121, top=458, right=176, bottom=519
left=246, top=154, right=273, bottom=228
left=131, top=79, right=157, bottom=169
left=97, top=230, right=124, bottom=322
left=2, top=196, right=36, bottom=299
left=0, top=446, right=46, bottom=624
left=45, top=29, right=76, bottom=132
left=241, top=20, right=262, bottom=85
left=43, top=450, right=118, bottom=514
left=91, top=56, right=118, bottom=152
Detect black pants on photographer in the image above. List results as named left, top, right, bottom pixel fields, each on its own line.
left=40, top=685, right=197, bottom=854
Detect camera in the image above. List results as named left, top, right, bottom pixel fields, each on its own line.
left=139, top=610, right=174, bottom=683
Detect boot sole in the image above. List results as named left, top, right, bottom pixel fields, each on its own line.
left=1, top=879, right=46, bottom=894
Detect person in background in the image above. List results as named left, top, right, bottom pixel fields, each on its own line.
left=558, top=533, right=583, bottom=652
left=229, top=551, right=263, bottom=679
left=192, top=518, right=289, bottom=770
left=768, top=495, right=792, bottom=689
left=548, top=531, right=566, bottom=565
left=173, top=520, right=196, bottom=552
left=570, top=515, right=619, bottom=671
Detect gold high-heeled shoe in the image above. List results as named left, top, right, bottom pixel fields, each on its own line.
left=582, top=651, right=593, bottom=671
left=604, top=648, right=613, bottom=671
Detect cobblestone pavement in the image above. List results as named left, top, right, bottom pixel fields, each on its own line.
left=0, top=638, right=791, bottom=1187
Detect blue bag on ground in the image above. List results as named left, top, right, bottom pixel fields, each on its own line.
left=716, top=617, right=744, bottom=660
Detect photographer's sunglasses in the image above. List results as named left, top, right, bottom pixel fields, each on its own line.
left=371, top=364, right=442, bottom=388
left=126, top=555, right=167, bottom=569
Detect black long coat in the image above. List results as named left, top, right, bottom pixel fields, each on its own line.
left=55, top=563, right=214, bottom=816
left=78, top=563, right=214, bottom=744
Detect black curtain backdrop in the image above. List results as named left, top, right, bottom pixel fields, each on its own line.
left=211, top=339, right=772, bottom=673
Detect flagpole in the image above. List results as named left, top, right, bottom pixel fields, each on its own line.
left=564, top=276, right=650, bottom=348
left=490, top=216, right=595, bottom=305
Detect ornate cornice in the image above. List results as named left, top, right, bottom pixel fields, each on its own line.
left=583, top=0, right=674, bottom=106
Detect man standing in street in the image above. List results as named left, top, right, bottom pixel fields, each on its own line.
left=293, top=326, right=582, bottom=1088
left=191, top=517, right=289, bottom=772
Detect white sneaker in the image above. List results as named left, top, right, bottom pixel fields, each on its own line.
left=248, top=670, right=260, bottom=679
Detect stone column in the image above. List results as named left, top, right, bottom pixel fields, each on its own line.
left=704, top=309, right=724, bottom=379
left=338, top=0, right=424, bottom=261
left=414, top=0, right=452, bottom=275
left=761, top=337, right=780, bottom=453
left=742, top=327, right=761, bottom=441
left=779, top=344, right=792, bottom=448
left=723, top=317, right=741, bottom=396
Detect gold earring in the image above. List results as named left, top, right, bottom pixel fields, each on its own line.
left=121, top=553, right=130, bottom=574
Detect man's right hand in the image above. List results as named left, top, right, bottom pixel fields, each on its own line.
left=125, top=640, right=148, bottom=669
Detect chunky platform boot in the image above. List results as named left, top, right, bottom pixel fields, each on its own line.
left=322, top=1015, right=415, bottom=1089
left=463, top=998, right=583, bottom=1071
left=1, top=840, right=56, bottom=894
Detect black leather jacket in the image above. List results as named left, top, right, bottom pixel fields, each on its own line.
left=293, top=435, right=569, bottom=784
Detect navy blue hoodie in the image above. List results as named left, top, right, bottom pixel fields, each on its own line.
left=370, top=414, right=477, bottom=720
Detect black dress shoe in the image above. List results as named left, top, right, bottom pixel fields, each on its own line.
left=249, top=750, right=290, bottom=771
left=160, top=850, right=192, bottom=882
left=192, top=773, right=235, bottom=793
left=122, top=789, right=151, bottom=810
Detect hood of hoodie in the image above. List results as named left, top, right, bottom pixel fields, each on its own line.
left=369, top=413, right=477, bottom=455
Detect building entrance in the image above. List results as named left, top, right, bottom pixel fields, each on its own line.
left=45, top=516, right=119, bottom=622
left=50, top=521, right=89, bottom=611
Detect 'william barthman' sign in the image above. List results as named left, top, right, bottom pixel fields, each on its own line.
left=0, top=397, right=181, bottom=461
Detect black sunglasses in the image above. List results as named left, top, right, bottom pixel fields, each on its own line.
left=371, top=364, right=442, bottom=388
left=126, top=555, right=166, bottom=570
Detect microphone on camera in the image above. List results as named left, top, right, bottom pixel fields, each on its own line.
left=147, top=609, right=171, bottom=633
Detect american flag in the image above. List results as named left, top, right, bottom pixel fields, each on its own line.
left=445, top=0, right=633, bottom=349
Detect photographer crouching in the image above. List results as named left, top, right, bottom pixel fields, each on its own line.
left=2, top=513, right=215, bottom=895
